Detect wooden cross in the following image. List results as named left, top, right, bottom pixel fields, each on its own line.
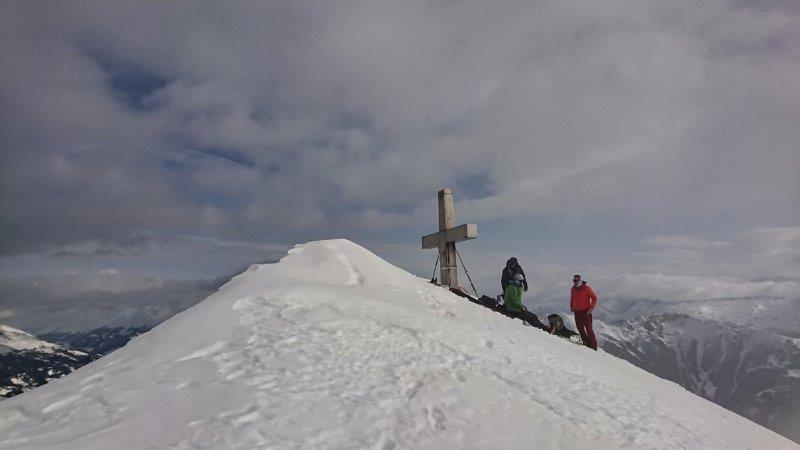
left=421, top=188, right=477, bottom=288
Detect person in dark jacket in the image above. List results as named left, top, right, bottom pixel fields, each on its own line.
left=547, top=314, right=579, bottom=339
left=504, top=274, right=547, bottom=330
left=501, top=257, right=528, bottom=293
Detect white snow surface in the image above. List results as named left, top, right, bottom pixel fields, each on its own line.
left=0, top=240, right=796, bottom=450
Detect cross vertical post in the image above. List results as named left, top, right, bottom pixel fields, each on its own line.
left=438, top=189, right=458, bottom=287
left=421, top=188, right=477, bottom=288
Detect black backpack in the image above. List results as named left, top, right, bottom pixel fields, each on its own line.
left=478, top=295, right=500, bottom=308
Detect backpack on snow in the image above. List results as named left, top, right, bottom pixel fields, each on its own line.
left=478, top=295, right=500, bottom=308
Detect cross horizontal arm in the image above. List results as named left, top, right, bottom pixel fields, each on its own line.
left=421, top=223, right=478, bottom=249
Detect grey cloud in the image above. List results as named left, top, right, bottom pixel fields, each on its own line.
left=45, top=235, right=153, bottom=258
left=739, top=226, right=800, bottom=249
left=0, top=272, right=230, bottom=333
left=1, top=0, right=798, bottom=262
left=638, top=226, right=800, bottom=278
left=642, top=236, right=731, bottom=250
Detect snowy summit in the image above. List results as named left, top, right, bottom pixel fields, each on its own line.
left=0, top=240, right=796, bottom=449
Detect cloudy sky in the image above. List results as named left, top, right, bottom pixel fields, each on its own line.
left=1, top=1, right=798, bottom=328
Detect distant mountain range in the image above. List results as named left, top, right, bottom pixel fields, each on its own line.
left=1, top=325, right=94, bottom=398
left=41, top=326, right=151, bottom=356
left=598, top=313, right=800, bottom=442
left=530, top=295, right=800, bottom=444
left=0, top=325, right=149, bottom=399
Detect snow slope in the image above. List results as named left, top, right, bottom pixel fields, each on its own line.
left=0, top=240, right=796, bottom=449
left=597, top=313, right=800, bottom=441
left=529, top=291, right=800, bottom=443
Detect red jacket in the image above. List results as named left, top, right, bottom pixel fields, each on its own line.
left=570, top=283, right=597, bottom=312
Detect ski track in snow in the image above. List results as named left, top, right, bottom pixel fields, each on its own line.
left=328, top=242, right=364, bottom=286
left=0, top=240, right=796, bottom=449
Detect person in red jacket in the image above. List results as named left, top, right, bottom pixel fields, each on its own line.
left=570, top=274, right=598, bottom=350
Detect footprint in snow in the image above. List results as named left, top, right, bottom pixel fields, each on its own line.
left=376, top=437, right=397, bottom=450
left=79, top=373, right=105, bottom=385
left=426, top=406, right=447, bottom=431
left=405, top=381, right=423, bottom=400
left=41, top=395, right=83, bottom=414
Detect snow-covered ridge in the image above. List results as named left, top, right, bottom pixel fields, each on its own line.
left=0, top=326, right=93, bottom=398
left=0, top=240, right=796, bottom=449
left=0, top=326, right=60, bottom=354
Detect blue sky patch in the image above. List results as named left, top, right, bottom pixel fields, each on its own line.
left=455, top=172, right=493, bottom=200
left=87, top=50, right=170, bottom=111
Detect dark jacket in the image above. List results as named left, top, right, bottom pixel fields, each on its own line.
left=501, top=258, right=528, bottom=292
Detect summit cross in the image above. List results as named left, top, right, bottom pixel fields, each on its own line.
left=421, top=188, right=477, bottom=288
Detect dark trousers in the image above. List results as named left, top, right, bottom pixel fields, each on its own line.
left=574, top=310, right=598, bottom=350
left=509, top=309, right=548, bottom=331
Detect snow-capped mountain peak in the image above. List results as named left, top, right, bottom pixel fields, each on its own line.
left=0, top=240, right=796, bottom=449
left=0, top=325, right=93, bottom=398
left=0, top=325, right=60, bottom=354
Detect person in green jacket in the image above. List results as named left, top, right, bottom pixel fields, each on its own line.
left=504, top=274, right=548, bottom=330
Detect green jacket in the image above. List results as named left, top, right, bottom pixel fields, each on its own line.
left=504, top=284, right=524, bottom=313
